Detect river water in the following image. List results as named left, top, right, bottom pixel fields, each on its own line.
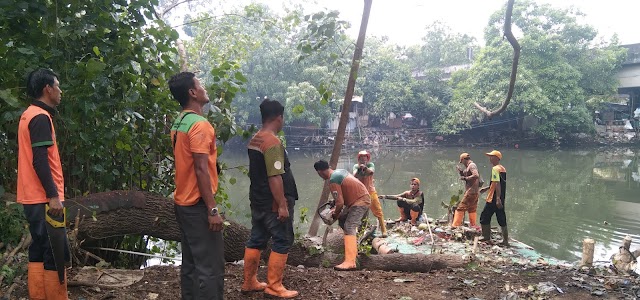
left=216, top=146, right=640, bottom=263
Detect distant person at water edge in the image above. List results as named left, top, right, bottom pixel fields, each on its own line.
left=479, top=150, right=509, bottom=246
left=379, top=178, right=424, bottom=225
left=353, top=150, right=387, bottom=236
left=243, top=98, right=299, bottom=298
left=314, top=160, right=371, bottom=270
left=453, top=153, right=480, bottom=228
left=168, top=72, right=224, bottom=299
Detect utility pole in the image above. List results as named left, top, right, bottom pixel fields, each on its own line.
left=307, top=0, right=373, bottom=236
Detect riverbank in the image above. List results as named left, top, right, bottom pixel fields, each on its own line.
left=225, top=126, right=640, bottom=150
left=7, top=257, right=637, bottom=299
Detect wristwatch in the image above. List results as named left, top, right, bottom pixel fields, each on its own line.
left=209, top=207, right=219, bottom=216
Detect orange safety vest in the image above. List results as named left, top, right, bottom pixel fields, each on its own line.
left=17, top=105, right=65, bottom=204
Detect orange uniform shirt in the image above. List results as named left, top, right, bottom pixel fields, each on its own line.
left=17, top=105, right=64, bottom=204
left=171, top=111, right=218, bottom=206
left=329, top=169, right=370, bottom=207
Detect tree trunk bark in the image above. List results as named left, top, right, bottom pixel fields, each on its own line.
left=63, top=191, right=469, bottom=272
left=308, top=0, right=374, bottom=236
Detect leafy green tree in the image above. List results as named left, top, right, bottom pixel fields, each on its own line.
left=436, top=0, right=627, bottom=139
left=284, top=82, right=333, bottom=126
left=359, top=37, right=452, bottom=127
left=0, top=0, right=252, bottom=198
left=407, top=21, right=478, bottom=70
left=182, top=4, right=351, bottom=126
left=359, top=38, right=413, bottom=120
left=0, top=0, right=181, bottom=196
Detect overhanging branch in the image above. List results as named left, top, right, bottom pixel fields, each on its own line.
left=474, top=0, right=521, bottom=119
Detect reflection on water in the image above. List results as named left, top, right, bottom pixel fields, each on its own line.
left=217, top=146, right=640, bottom=263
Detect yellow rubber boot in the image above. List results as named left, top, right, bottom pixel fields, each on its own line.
left=44, top=270, right=68, bottom=300
left=28, top=262, right=46, bottom=300
left=469, top=212, right=478, bottom=227
left=334, top=235, right=358, bottom=271
left=241, top=247, right=267, bottom=294
left=377, top=216, right=388, bottom=237
left=452, top=210, right=464, bottom=227
left=264, top=252, right=298, bottom=299
left=409, top=210, right=420, bottom=225
left=395, top=207, right=407, bottom=222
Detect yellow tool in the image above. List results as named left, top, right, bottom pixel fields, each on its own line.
left=45, top=204, right=69, bottom=283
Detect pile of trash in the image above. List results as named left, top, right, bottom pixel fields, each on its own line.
left=373, top=218, right=569, bottom=268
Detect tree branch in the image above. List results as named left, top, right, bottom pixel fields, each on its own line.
left=474, top=0, right=521, bottom=119
left=161, top=0, right=195, bottom=18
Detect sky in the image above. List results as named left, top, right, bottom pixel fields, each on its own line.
left=256, top=0, right=639, bottom=46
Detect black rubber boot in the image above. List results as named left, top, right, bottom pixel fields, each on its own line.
left=500, top=226, right=510, bottom=247
left=479, top=224, right=491, bottom=242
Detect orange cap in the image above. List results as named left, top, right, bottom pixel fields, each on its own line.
left=485, top=150, right=502, bottom=160
left=459, top=153, right=470, bottom=163
left=357, top=150, right=371, bottom=160
left=411, top=178, right=420, bottom=185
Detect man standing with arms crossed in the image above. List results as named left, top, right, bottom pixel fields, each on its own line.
left=18, top=68, right=68, bottom=300
left=453, top=153, right=480, bottom=228
left=168, top=72, right=224, bottom=299
left=242, top=98, right=298, bottom=298
left=479, top=150, right=509, bottom=246
left=353, top=150, right=387, bottom=236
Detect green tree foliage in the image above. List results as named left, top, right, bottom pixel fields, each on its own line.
left=408, top=21, right=478, bottom=70
left=436, top=0, right=627, bottom=139
left=0, top=0, right=249, bottom=199
left=360, top=36, right=457, bottom=127
left=0, top=0, right=181, bottom=195
left=284, top=82, right=333, bottom=126
left=183, top=4, right=351, bottom=127
left=0, top=0, right=253, bottom=268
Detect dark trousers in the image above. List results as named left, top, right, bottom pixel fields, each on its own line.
left=246, top=200, right=295, bottom=254
left=397, top=200, right=422, bottom=216
left=175, top=200, right=225, bottom=300
left=23, top=203, right=69, bottom=271
left=479, top=200, right=507, bottom=227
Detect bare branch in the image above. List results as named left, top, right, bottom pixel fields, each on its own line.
left=161, top=0, right=195, bottom=18
left=474, top=0, right=521, bottom=119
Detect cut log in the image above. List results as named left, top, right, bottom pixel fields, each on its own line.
left=359, top=253, right=468, bottom=272
left=372, top=238, right=395, bottom=254
left=62, top=191, right=471, bottom=273
left=63, top=191, right=249, bottom=262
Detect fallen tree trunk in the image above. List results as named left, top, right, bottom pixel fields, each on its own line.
left=63, top=191, right=470, bottom=272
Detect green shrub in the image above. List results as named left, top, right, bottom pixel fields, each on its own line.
left=0, top=203, right=26, bottom=245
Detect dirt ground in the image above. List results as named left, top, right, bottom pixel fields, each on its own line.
left=9, top=262, right=638, bottom=300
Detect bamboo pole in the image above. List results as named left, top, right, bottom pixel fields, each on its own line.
left=581, top=238, right=595, bottom=267
left=308, top=0, right=374, bottom=236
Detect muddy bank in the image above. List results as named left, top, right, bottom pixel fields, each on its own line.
left=7, top=261, right=638, bottom=299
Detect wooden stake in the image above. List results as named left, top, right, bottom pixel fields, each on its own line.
left=581, top=238, right=595, bottom=267
left=622, top=235, right=632, bottom=251
left=472, top=236, right=479, bottom=254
